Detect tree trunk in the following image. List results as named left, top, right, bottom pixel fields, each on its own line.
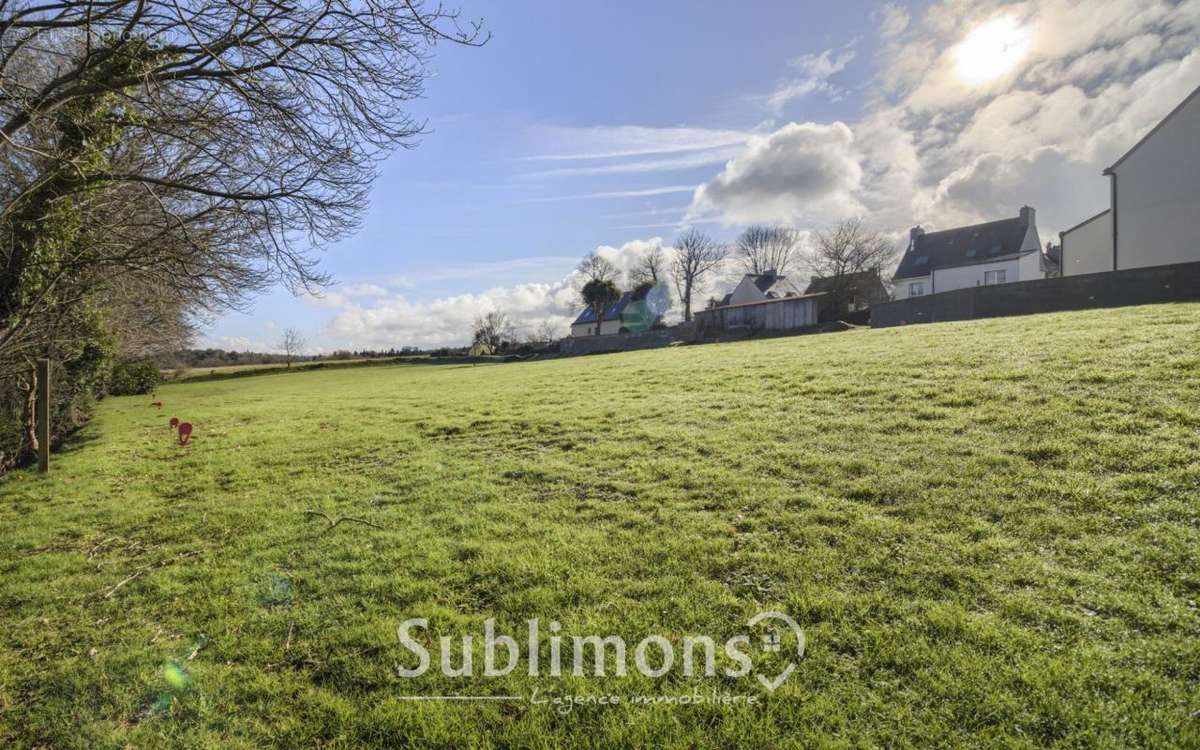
left=20, top=371, right=37, bottom=464
left=683, top=279, right=694, bottom=322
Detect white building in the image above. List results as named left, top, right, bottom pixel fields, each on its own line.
left=569, top=286, right=665, bottom=337
left=892, top=207, right=1046, bottom=300
left=570, top=291, right=633, bottom=337
left=1060, top=209, right=1113, bottom=276
left=1061, top=85, right=1200, bottom=276
left=717, top=271, right=804, bottom=307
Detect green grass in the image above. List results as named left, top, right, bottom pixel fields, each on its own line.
left=165, top=358, right=375, bottom=381
left=3, top=304, right=1200, bottom=748
left=166, top=360, right=300, bottom=379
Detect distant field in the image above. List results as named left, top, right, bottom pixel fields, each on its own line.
left=165, top=358, right=373, bottom=380
left=3, top=304, right=1199, bottom=748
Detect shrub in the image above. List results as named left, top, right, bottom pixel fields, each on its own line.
left=108, top=360, right=162, bottom=396
left=0, top=309, right=115, bottom=473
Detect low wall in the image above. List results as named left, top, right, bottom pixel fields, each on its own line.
left=560, top=326, right=692, bottom=356
left=872, top=260, right=1200, bottom=328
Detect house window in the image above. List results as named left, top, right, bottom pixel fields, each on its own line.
left=984, top=270, right=1007, bottom=285
left=908, top=281, right=926, bottom=296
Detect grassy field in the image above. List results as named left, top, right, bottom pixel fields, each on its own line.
left=165, top=358, right=375, bottom=381
left=2, top=304, right=1199, bottom=748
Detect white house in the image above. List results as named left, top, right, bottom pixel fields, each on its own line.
left=570, top=291, right=632, bottom=336
left=717, top=270, right=803, bottom=307
left=892, top=206, right=1046, bottom=299
left=1061, top=85, right=1200, bottom=276
left=569, top=286, right=664, bottom=337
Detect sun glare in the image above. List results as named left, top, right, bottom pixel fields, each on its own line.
left=955, top=15, right=1032, bottom=85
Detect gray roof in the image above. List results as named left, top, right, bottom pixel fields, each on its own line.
left=805, top=269, right=885, bottom=295
left=572, top=290, right=635, bottom=325
left=894, top=216, right=1032, bottom=280
left=749, top=273, right=801, bottom=298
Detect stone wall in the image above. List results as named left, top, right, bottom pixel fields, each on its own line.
left=872, top=261, right=1200, bottom=328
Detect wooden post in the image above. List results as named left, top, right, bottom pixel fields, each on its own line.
left=36, top=358, right=49, bottom=473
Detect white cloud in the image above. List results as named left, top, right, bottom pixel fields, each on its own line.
left=198, top=335, right=278, bottom=353
left=688, top=122, right=865, bottom=225
left=520, top=145, right=746, bottom=179
left=918, top=146, right=1110, bottom=239
left=522, top=124, right=754, bottom=161
left=342, top=283, right=388, bottom=298
left=387, top=256, right=579, bottom=288
left=764, top=46, right=857, bottom=114
left=691, top=0, right=1200, bottom=235
left=517, top=185, right=698, bottom=203
left=877, top=3, right=910, bottom=41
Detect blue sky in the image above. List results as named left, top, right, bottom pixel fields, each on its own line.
left=203, top=0, right=1200, bottom=351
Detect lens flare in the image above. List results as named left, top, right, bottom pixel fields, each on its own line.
left=162, top=660, right=189, bottom=691
left=955, top=16, right=1032, bottom=85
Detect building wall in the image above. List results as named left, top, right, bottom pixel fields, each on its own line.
left=569, top=319, right=623, bottom=337
left=930, top=257, right=1021, bottom=293
left=694, top=297, right=818, bottom=334
left=1113, top=90, right=1200, bottom=270
left=728, top=276, right=765, bottom=306
left=1062, top=210, right=1113, bottom=276
left=1019, top=219, right=1042, bottom=254
left=1018, top=247, right=1043, bottom=280
left=893, top=275, right=931, bottom=300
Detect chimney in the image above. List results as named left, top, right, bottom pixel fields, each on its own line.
left=908, top=226, right=925, bottom=250
left=1020, top=205, right=1035, bottom=225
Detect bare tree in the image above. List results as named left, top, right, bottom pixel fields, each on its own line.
left=526, top=319, right=562, bottom=347
left=577, top=253, right=620, bottom=285
left=670, top=230, right=727, bottom=322
left=631, top=245, right=667, bottom=286
left=472, top=311, right=516, bottom=352
left=0, top=0, right=485, bottom=362
left=735, top=225, right=801, bottom=276
left=806, top=218, right=898, bottom=313
left=280, top=328, right=307, bottom=368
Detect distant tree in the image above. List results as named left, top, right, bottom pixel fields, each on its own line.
left=581, top=279, right=621, bottom=336
left=806, top=219, right=897, bottom=313
left=670, top=229, right=727, bottom=322
left=472, top=312, right=516, bottom=352
left=631, top=245, right=667, bottom=285
left=578, top=253, right=620, bottom=284
left=280, top=328, right=307, bottom=368
left=736, top=225, right=801, bottom=276
left=279, top=330, right=305, bottom=368
left=527, top=319, right=562, bottom=347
